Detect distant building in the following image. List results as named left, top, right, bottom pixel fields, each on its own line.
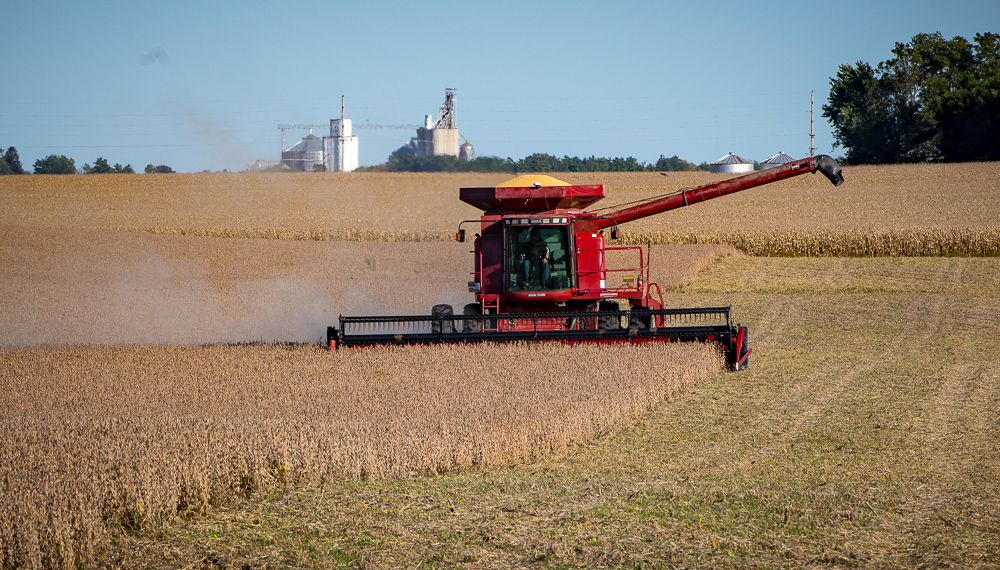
left=710, top=152, right=754, bottom=174
left=279, top=97, right=360, bottom=172
left=324, top=116, right=359, bottom=173
left=395, top=89, right=471, bottom=160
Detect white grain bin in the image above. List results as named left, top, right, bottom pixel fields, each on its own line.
left=281, top=133, right=325, bottom=171
left=709, top=152, right=754, bottom=174
left=459, top=142, right=475, bottom=161
left=759, top=151, right=797, bottom=170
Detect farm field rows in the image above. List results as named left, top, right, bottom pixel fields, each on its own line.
left=123, top=254, right=999, bottom=568
left=1, top=340, right=717, bottom=568
left=1, top=166, right=998, bottom=567
left=2, top=162, right=999, bottom=255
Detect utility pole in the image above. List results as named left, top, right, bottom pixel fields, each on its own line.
left=810, top=90, right=816, bottom=157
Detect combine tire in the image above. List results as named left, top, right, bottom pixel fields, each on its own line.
left=462, top=303, right=483, bottom=333
left=629, top=306, right=652, bottom=329
left=598, top=301, right=621, bottom=330
left=431, top=304, right=454, bottom=333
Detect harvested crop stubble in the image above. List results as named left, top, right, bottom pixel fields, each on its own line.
left=0, top=341, right=717, bottom=568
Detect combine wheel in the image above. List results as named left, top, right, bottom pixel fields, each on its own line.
left=462, top=303, right=483, bottom=333
left=629, top=306, right=652, bottom=329
left=598, top=301, right=621, bottom=330
left=431, top=304, right=455, bottom=333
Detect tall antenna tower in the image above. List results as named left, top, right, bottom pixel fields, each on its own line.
left=434, top=88, right=457, bottom=129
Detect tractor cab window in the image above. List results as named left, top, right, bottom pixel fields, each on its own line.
left=506, top=224, right=572, bottom=291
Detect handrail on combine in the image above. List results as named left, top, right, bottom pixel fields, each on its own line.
left=603, top=245, right=645, bottom=293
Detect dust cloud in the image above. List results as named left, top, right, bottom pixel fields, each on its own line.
left=0, top=225, right=721, bottom=349
left=0, top=226, right=469, bottom=349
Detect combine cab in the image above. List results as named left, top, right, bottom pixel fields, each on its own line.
left=328, top=156, right=843, bottom=370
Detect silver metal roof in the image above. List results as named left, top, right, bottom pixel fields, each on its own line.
left=711, top=152, right=752, bottom=165
left=762, top=151, right=797, bottom=164
left=283, top=133, right=324, bottom=153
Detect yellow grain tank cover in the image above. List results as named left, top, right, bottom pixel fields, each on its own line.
left=496, top=174, right=570, bottom=187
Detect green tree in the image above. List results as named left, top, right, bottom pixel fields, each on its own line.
left=608, top=156, right=644, bottom=171
left=3, top=147, right=25, bottom=174
left=85, top=157, right=113, bottom=174
left=516, top=153, right=561, bottom=172
left=33, top=155, right=77, bottom=174
left=824, top=32, right=1000, bottom=164
left=464, top=156, right=513, bottom=172
left=383, top=152, right=460, bottom=172
left=366, top=152, right=653, bottom=173
left=910, top=32, right=1000, bottom=162
left=654, top=155, right=700, bottom=171
left=561, top=155, right=585, bottom=172
left=583, top=156, right=610, bottom=171
left=823, top=62, right=903, bottom=164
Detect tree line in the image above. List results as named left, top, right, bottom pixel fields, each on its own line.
left=359, top=152, right=711, bottom=173
left=0, top=147, right=174, bottom=174
left=824, top=32, right=1000, bottom=164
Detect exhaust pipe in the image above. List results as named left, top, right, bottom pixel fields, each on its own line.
left=814, top=155, right=844, bottom=186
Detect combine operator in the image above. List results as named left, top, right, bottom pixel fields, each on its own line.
left=518, top=227, right=551, bottom=289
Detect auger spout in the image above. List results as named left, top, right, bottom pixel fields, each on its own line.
left=595, top=155, right=844, bottom=230
left=814, top=154, right=844, bottom=187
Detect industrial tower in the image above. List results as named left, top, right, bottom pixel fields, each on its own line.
left=324, top=96, right=359, bottom=172
left=416, top=88, right=460, bottom=157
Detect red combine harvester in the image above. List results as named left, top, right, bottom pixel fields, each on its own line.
left=328, top=155, right=843, bottom=370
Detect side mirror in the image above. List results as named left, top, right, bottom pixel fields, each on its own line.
left=610, top=226, right=619, bottom=240
left=456, top=229, right=466, bottom=243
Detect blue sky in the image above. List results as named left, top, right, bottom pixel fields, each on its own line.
left=2, top=0, right=996, bottom=172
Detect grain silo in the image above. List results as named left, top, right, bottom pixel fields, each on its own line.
left=323, top=97, right=359, bottom=172
left=415, top=89, right=461, bottom=157
left=459, top=141, right=475, bottom=161
left=710, top=152, right=753, bottom=174
left=415, top=115, right=435, bottom=156
left=281, top=133, right=325, bottom=171
left=760, top=151, right=796, bottom=170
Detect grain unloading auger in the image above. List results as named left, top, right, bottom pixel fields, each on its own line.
left=328, top=155, right=843, bottom=370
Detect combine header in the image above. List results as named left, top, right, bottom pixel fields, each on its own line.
left=328, top=155, right=843, bottom=369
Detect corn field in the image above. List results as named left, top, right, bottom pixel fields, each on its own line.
left=0, top=342, right=717, bottom=568
left=2, top=163, right=996, bottom=256
left=615, top=226, right=1000, bottom=256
